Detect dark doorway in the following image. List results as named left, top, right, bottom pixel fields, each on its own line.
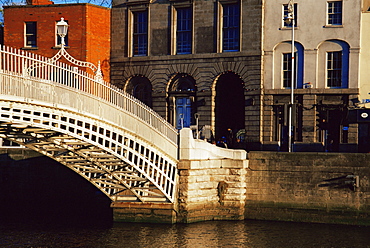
left=326, top=109, right=343, bottom=152
left=215, top=72, right=245, bottom=147
left=318, top=106, right=346, bottom=152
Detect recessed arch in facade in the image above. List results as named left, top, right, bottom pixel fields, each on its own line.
left=125, top=75, right=153, bottom=107
left=317, top=39, right=350, bottom=89
left=214, top=71, right=245, bottom=146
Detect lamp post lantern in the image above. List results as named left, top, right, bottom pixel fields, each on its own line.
left=56, top=17, right=69, bottom=47
left=285, top=0, right=295, bottom=152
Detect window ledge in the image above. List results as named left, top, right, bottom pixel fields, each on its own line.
left=279, top=26, right=299, bottom=31
left=52, top=46, right=70, bottom=49
left=323, top=25, right=343, bottom=28
left=21, top=47, right=38, bottom=50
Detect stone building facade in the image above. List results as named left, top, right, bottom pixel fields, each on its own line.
left=111, top=0, right=370, bottom=152
left=110, top=0, right=263, bottom=149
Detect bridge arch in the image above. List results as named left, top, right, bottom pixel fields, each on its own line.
left=0, top=46, right=178, bottom=203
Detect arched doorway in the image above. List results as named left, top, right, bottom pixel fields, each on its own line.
left=168, top=74, right=197, bottom=129
left=215, top=72, right=245, bottom=147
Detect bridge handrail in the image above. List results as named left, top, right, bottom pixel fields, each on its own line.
left=0, top=45, right=178, bottom=144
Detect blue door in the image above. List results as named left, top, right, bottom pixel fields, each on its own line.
left=176, top=97, right=192, bottom=129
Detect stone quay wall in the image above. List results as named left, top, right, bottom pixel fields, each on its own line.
left=245, top=151, right=370, bottom=226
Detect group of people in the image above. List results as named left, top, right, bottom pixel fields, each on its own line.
left=196, top=126, right=246, bottom=150
left=216, top=128, right=245, bottom=149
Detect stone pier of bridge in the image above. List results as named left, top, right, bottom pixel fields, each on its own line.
left=111, top=128, right=248, bottom=224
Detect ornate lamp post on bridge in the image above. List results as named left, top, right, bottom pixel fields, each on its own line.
left=28, top=17, right=103, bottom=81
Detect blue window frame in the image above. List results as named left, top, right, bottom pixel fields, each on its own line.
left=176, top=7, right=192, bottom=54
left=328, top=1, right=342, bottom=25
left=281, top=42, right=304, bottom=89
left=222, top=3, right=240, bottom=52
left=327, top=51, right=342, bottom=88
left=133, top=11, right=148, bottom=56
left=283, top=53, right=297, bottom=88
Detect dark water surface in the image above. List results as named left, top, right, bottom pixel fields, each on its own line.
left=0, top=218, right=369, bottom=248
left=1, top=156, right=369, bottom=247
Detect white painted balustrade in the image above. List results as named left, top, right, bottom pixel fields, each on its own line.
left=0, top=45, right=178, bottom=144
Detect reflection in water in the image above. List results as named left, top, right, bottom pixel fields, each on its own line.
left=1, top=219, right=369, bottom=248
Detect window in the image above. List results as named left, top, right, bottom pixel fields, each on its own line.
left=282, top=53, right=297, bottom=88
left=176, top=7, right=192, bottom=54
left=126, top=76, right=153, bottom=107
left=327, top=51, right=342, bottom=87
left=25, top=22, right=37, bottom=47
left=56, top=20, right=68, bottom=47
left=283, top=3, right=297, bottom=27
left=133, top=10, right=148, bottom=56
left=222, top=3, right=240, bottom=52
left=328, top=1, right=342, bottom=25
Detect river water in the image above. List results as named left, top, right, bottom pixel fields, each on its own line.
left=1, top=218, right=369, bottom=248
left=1, top=157, right=370, bottom=247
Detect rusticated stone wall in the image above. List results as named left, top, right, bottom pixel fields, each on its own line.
left=245, top=151, right=370, bottom=226
left=176, top=158, right=248, bottom=223
left=175, top=128, right=248, bottom=223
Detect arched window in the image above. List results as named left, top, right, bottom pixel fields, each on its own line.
left=317, top=39, right=349, bottom=88
left=126, top=76, right=152, bottom=107
left=273, top=41, right=305, bottom=89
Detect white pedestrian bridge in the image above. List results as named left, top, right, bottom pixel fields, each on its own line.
left=0, top=46, right=178, bottom=203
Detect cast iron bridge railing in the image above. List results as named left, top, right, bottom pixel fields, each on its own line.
left=0, top=45, right=178, bottom=203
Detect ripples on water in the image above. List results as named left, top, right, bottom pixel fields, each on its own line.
left=0, top=218, right=370, bottom=248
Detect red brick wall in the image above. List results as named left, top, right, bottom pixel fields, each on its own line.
left=3, top=3, right=110, bottom=81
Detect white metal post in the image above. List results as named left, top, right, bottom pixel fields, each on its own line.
left=287, top=0, right=295, bottom=152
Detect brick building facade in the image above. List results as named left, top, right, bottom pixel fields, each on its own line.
left=3, top=0, right=111, bottom=81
